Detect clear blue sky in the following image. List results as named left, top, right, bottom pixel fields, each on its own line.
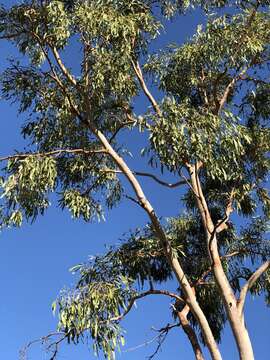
left=0, top=1, right=269, bottom=359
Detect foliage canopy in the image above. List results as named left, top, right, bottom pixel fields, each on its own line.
left=0, top=0, right=270, bottom=359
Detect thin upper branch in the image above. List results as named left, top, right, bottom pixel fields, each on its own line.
left=217, top=66, right=249, bottom=114
left=213, top=5, right=259, bottom=114
left=31, top=34, right=81, bottom=117
left=131, top=60, right=162, bottom=116
left=0, top=148, right=108, bottom=162
left=215, top=190, right=235, bottom=233
left=51, top=46, right=77, bottom=87
left=238, top=260, right=270, bottom=314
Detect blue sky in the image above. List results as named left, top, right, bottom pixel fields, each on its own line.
left=0, top=1, right=269, bottom=359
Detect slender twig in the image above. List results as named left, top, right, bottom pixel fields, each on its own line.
left=134, top=172, right=186, bottom=188
left=20, top=332, right=67, bottom=360
left=125, top=194, right=142, bottom=207
left=148, top=323, right=180, bottom=360
left=123, top=322, right=179, bottom=355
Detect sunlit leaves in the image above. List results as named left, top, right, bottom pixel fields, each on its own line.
left=56, top=264, right=134, bottom=359
left=148, top=98, right=251, bottom=181
left=0, top=156, right=57, bottom=225
left=60, top=189, right=103, bottom=221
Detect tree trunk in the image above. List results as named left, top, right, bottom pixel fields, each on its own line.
left=91, top=126, right=223, bottom=360
left=210, top=239, right=254, bottom=360
left=189, top=166, right=254, bottom=360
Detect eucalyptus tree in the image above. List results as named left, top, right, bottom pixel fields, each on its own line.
left=0, top=1, right=270, bottom=360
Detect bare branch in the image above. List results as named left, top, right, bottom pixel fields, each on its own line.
left=102, top=169, right=186, bottom=188
left=148, top=323, right=180, bottom=360
left=131, top=60, right=162, bottom=117
left=124, top=194, right=142, bottom=207
left=110, top=289, right=185, bottom=323
left=123, top=322, right=179, bottom=357
left=135, top=172, right=186, bottom=188
left=238, top=260, right=270, bottom=314
left=51, top=46, right=77, bottom=86
left=20, top=332, right=67, bottom=360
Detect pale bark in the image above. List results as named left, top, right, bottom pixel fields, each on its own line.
left=238, top=261, right=270, bottom=316
left=88, top=125, right=222, bottom=360
left=189, top=165, right=254, bottom=360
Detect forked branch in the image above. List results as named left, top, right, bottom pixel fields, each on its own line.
left=238, top=260, right=270, bottom=314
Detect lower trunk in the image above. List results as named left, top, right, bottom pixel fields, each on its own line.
left=226, top=309, right=254, bottom=360
left=211, top=250, right=254, bottom=360
left=178, top=311, right=205, bottom=360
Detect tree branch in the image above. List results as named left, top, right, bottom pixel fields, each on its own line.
left=177, top=304, right=205, bottom=360
left=215, top=190, right=234, bottom=233
left=101, top=168, right=186, bottom=188
left=217, top=67, right=249, bottom=114
left=238, top=260, right=270, bottom=315
left=20, top=331, right=67, bottom=360
left=147, top=323, right=180, bottom=360
left=109, top=289, right=184, bottom=323
left=51, top=46, right=77, bottom=87
left=0, top=148, right=108, bottom=162
left=123, top=322, right=179, bottom=356
left=213, top=5, right=260, bottom=114
left=131, top=60, right=162, bottom=117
